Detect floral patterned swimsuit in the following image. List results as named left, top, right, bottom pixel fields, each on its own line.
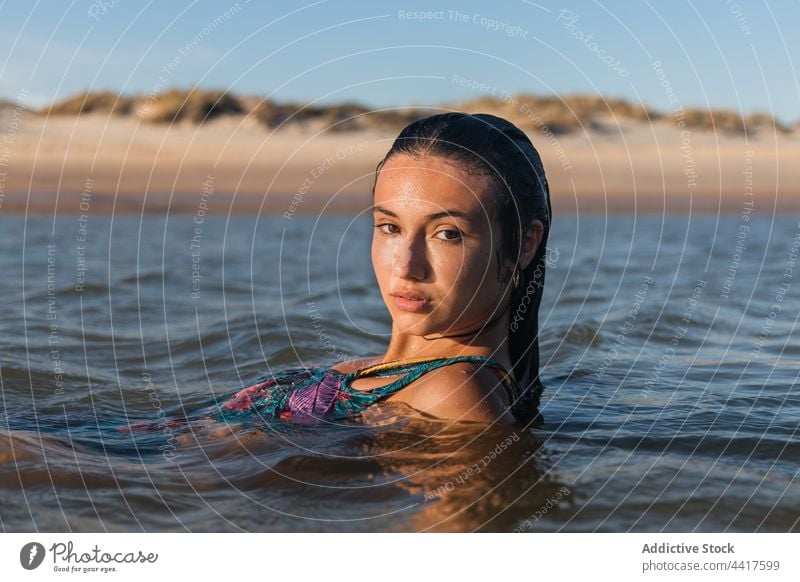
left=118, top=355, right=520, bottom=434
left=221, top=355, right=520, bottom=422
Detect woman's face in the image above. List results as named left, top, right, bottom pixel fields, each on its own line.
left=371, top=154, right=512, bottom=337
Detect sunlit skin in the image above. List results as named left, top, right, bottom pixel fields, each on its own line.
left=335, top=154, right=544, bottom=423
left=163, top=153, right=544, bottom=441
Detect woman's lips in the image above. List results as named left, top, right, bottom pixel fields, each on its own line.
left=391, top=292, right=431, bottom=312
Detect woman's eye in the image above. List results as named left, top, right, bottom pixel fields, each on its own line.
left=435, top=229, right=462, bottom=242
left=374, top=224, right=461, bottom=241
left=374, top=223, right=399, bottom=234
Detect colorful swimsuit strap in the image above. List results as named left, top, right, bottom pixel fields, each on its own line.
left=342, top=355, right=516, bottom=400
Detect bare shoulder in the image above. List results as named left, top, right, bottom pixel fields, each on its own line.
left=330, top=355, right=384, bottom=374
left=391, top=362, right=515, bottom=424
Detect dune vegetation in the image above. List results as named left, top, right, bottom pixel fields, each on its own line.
left=32, top=88, right=795, bottom=136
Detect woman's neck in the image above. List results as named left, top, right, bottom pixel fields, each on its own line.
left=380, top=310, right=513, bottom=369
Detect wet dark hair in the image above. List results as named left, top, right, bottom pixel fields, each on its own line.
left=371, top=111, right=552, bottom=425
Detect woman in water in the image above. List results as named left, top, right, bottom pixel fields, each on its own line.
left=125, top=111, right=552, bottom=433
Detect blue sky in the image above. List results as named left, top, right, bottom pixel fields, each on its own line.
left=1, top=0, right=797, bottom=124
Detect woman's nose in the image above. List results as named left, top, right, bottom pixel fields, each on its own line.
left=393, top=236, right=426, bottom=280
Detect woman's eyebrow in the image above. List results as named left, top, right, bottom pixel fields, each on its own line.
left=373, top=205, right=476, bottom=225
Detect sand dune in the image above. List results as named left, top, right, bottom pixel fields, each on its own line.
left=1, top=90, right=798, bottom=215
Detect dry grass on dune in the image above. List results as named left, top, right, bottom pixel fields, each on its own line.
left=664, top=108, right=790, bottom=134
left=743, top=112, right=791, bottom=134
left=679, top=108, right=744, bottom=133
left=0, top=99, right=26, bottom=111
left=452, top=93, right=795, bottom=136
left=133, top=88, right=244, bottom=123
left=451, top=93, right=656, bottom=134
left=44, top=90, right=133, bottom=116
left=37, top=88, right=795, bottom=137
left=38, top=88, right=434, bottom=133
left=252, top=99, right=429, bottom=132
left=251, top=99, right=370, bottom=130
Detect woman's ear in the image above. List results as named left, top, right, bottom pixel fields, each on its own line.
left=520, top=219, right=545, bottom=270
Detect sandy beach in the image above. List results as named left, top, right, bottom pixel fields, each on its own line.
left=1, top=107, right=798, bottom=215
